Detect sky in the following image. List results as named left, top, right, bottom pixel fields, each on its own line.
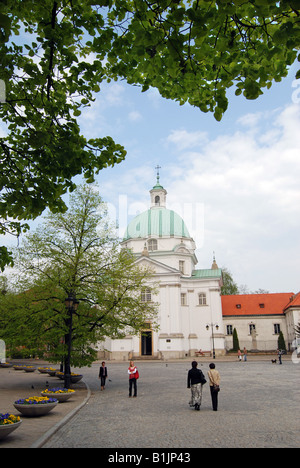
left=75, top=63, right=300, bottom=295
left=1, top=60, right=300, bottom=294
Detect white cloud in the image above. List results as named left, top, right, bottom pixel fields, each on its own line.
left=237, top=111, right=263, bottom=128
left=128, top=110, right=142, bottom=122
left=166, top=129, right=208, bottom=151
left=78, top=82, right=129, bottom=138
left=163, top=104, right=300, bottom=292
left=105, top=83, right=126, bottom=106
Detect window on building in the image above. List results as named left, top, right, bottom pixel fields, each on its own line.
left=198, top=293, right=207, bottom=305
left=236, top=304, right=241, bottom=309
left=179, top=261, right=185, bottom=274
left=274, top=324, right=281, bottom=335
left=181, top=293, right=187, bottom=306
left=226, top=325, right=233, bottom=335
left=249, top=323, right=256, bottom=334
left=259, top=303, right=265, bottom=308
left=148, top=239, right=158, bottom=251
left=141, top=288, right=152, bottom=303
left=155, top=195, right=160, bottom=206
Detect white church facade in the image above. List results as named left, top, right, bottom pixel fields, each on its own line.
left=100, top=178, right=226, bottom=360
left=98, top=179, right=300, bottom=360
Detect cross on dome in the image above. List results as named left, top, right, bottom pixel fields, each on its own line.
left=155, top=165, right=161, bottom=185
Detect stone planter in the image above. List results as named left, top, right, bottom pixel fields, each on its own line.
left=0, top=420, right=22, bottom=440
left=0, top=362, right=12, bottom=368
left=71, top=375, right=83, bottom=383
left=56, top=373, right=83, bottom=383
left=13, top=365, right=25, bottom=371
left=23, top=367, right=36, bottom=373
left=14, top=400, right=58, bottom=417
left=38, top=367, right=51, bottom=374
left=41, top=391, right=75, bottom=402
left=38, top=367, right=57, bottom=375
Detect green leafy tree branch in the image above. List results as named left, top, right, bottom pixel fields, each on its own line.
left=0, top=0, right=299, bottom=268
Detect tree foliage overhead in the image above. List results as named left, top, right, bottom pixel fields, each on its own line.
left=0, top=0, right=299, bottom=268
left=105, top=0, right=300, bottom=118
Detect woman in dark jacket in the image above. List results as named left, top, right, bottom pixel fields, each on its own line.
left=99, top=361, right=108, bottom=391
left=187, top=361, right=206, bottom=411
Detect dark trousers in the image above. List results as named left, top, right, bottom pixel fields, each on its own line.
left=210, top=386, right=218, bottom=411
left=100, top=376, right=106, bottom=387
left=129, top=378, right=137, bottom=397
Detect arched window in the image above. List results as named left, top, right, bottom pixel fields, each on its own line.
left=148, top=239, right=158, bottom=251
left=155, top=195, right=160, bottom=206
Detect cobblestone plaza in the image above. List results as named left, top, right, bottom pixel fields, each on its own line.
left=43, top=358, right=300, bottom=449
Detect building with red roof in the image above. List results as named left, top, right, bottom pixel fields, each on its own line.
left=221, top=293, right=297, bottom=351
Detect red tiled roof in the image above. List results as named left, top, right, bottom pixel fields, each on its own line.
left=221, top=293, right=294, bottom=317
left=283, top=292, right=300, bottom=311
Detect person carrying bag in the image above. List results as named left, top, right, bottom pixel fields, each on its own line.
left=187, top=361, right=206, bottom=411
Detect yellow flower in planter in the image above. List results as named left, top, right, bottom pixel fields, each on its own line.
left=0, top=414, right=21, bottom=425
left=43, top=388, right=75, bottom=394
left=15, top=396, right=58, bottom=405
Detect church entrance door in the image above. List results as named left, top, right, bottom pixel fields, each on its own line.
left=141, top=331, right=152, bottom=356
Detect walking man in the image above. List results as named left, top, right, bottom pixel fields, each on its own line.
left=187, top=361, right=206, bottom=411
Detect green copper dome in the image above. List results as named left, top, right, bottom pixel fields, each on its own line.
left=123, top=207, right=190, bottom=240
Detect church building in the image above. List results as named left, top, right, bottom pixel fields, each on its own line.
left=101, top=176, right=225, bottom=360
left=99, top=176, right=299, bottom=360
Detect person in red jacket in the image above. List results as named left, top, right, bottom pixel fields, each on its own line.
left=128, top=360, right=138, bottom=397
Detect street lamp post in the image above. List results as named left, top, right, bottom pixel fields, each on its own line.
left=206, top=323, right=219, bottom=359
left=64, top=294, right=79, bottom=389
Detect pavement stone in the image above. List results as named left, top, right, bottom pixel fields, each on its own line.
left=43, top=355, right=300, bottom=449
left=1, top=355, right=300, bottom=449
